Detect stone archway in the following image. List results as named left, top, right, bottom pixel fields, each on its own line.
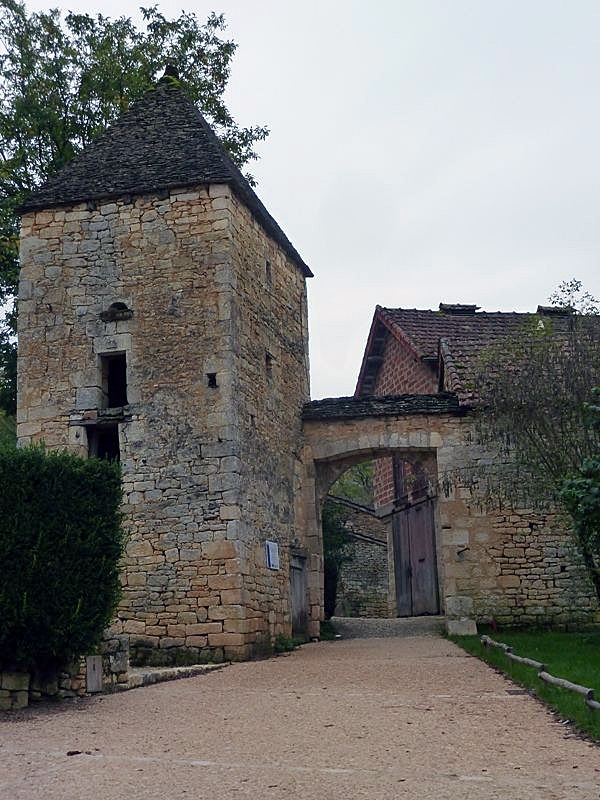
left=296, top=395, right=470, bottom=637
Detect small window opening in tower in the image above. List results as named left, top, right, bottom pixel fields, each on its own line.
left=207, top=372, right=218, bottom=388
left=265, top=351, right=273, bottom=380
left=101, top=352, right=128, bottom=408
left=266, top=259, right=272, bottom=286
left=88, top=423, right=120, bottom=461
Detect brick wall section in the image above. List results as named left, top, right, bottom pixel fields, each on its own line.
left=372, top=332, right=437, bottom=508
left=373, top=458, right=395, bottom=509
left=374, top=332, right=437, bottom=395
left=17, top=183, right=309, bottom=663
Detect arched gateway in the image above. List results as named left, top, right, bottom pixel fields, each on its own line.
left=297, top=393, right=598, bottom=638
left=297, top=393, right=477, bottom=636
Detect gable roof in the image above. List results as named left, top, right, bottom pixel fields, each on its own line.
left=356, top=304, right=581, bottom=403
left=17, top=83, right=312, bottom=277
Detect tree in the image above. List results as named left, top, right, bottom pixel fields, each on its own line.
left=0, top=1, right=269, bottom=413
left=561, top=389, right=600, bottom=598
left=329, top=461, right=374, bottom=507
left=321, top=500, right=352, bottom=618
left=467, top=279, right=600, bottom=599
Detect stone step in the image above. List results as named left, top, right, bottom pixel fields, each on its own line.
left=329, top=615, right=446, bottom=639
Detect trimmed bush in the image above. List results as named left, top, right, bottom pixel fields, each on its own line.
left=0, top=445, right=123, bottom=674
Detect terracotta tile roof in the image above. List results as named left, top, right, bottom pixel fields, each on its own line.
left=17, top=84, right=312, bottom=277
left=378, top=307, right=546, bottom=359
left=363, top=306, right=589, bottom=404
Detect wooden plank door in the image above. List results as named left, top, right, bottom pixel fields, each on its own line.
left=392, top=511, right=412, bottom=616
left=290, top=554, right=308, bottom=636
left=408, top=500, right=439, bottom=615
left=392, top=498, right=439, bottom=617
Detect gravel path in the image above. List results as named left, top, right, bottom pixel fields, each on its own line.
left=0, top=636, right=598, bottom=799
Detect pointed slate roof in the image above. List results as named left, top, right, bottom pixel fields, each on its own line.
left=18, top=83, right=312, bottom=277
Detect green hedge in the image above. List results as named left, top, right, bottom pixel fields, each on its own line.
left=0, top=445, right=124, bottom=674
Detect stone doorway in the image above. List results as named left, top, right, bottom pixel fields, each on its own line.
left=307, top=445, right=444, bottom=630
left=299, top=395, right=466, bottom=638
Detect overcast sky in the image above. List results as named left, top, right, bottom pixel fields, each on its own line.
left=26, top=0, right=600, bottom=398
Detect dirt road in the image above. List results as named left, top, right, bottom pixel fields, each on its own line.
left=1, top=636, right=598, bottom=799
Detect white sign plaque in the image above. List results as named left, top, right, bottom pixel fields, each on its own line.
left=265, top=540, right=280, bottom=570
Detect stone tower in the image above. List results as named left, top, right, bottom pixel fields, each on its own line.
left=17, top=83, right=312, bottom=662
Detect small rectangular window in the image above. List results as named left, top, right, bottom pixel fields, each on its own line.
left=207, top=372, right=218, bottom=388
left=101, top=352, right=128, bottom=408
left=88, top=424, right=120, bottom=461
left=265, top=259, right=272, bottom=286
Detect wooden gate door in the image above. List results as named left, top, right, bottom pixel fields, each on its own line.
left=290, top=553, right=308, bottom=636
left=392, top=497, right=439, bottom=616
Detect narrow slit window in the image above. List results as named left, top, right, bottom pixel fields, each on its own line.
left=101, top=352, right=128, bottom=408
left=265, top=259, right=272, bottom=286
left=88, top=424, right=120, bottom=461
left=265, top=351, right=273, bottom=380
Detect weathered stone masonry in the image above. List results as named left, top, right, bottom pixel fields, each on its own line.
left=18, top=83, right=312, bottom=662
left=300, top=401, right=599, bottom=630
left=17, top=81, right=598, bottom=666
left=18, top=181, right=310, bottom=662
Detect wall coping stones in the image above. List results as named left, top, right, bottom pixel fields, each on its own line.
left=302, top=393, right=466, bottom=421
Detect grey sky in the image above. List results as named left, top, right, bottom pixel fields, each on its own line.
left=26, top=0, right=600, bottom=397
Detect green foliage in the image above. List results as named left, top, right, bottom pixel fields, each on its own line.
left=322, top=499, right=353, bottom=619
left=273, top=633, right=296, bottom=654
left=0, top=411, right=15, bottom=447
left=462, top=282, right=600, bottom=506
left=322, top=499, right=352, bottom=572
left=452, top=629, right=600, bottom=741
left=318, top=619, right=339, bottom=641
left=0, top=334, right=16, bottom=415
left=549, top=278, right=599, bottom=315
left=0, top=1, right=269, bottom=411
left=455, top=280, right=600, bottom=600
left=561, top=389, right=600, bottom=595
left=329, top=461, right=374, bottom=507
left=0, top=445, right=124, bottom=674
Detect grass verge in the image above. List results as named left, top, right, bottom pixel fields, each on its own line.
left=450, top=629, right=600, bottom=741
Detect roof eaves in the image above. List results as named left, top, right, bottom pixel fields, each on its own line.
left=377, top=307, right=427, bottom=359
left=355, top=306, right=386, bottom=397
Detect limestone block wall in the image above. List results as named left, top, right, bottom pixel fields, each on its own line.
left=301, top=413, right=599, bottom=629
left=18, top=182, right=308, bottom=663
left=228, top=192, right=310, bottom=650
left=326, top=498, right=390, bottom=617
left=336, top=536, right=389, bottom=618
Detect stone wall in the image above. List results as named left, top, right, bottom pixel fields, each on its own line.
left=327, top=497, right=390, bottom=618
left=18, top=182, right=309, bottom=662
left=1, top=630, right=130, bottom=711
left=228, top=192, right=310, bottom=655
left=300, top=412, right=600, bottom=630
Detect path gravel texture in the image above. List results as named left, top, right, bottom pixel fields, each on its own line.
left=0, top=636, right=598, bottom=800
